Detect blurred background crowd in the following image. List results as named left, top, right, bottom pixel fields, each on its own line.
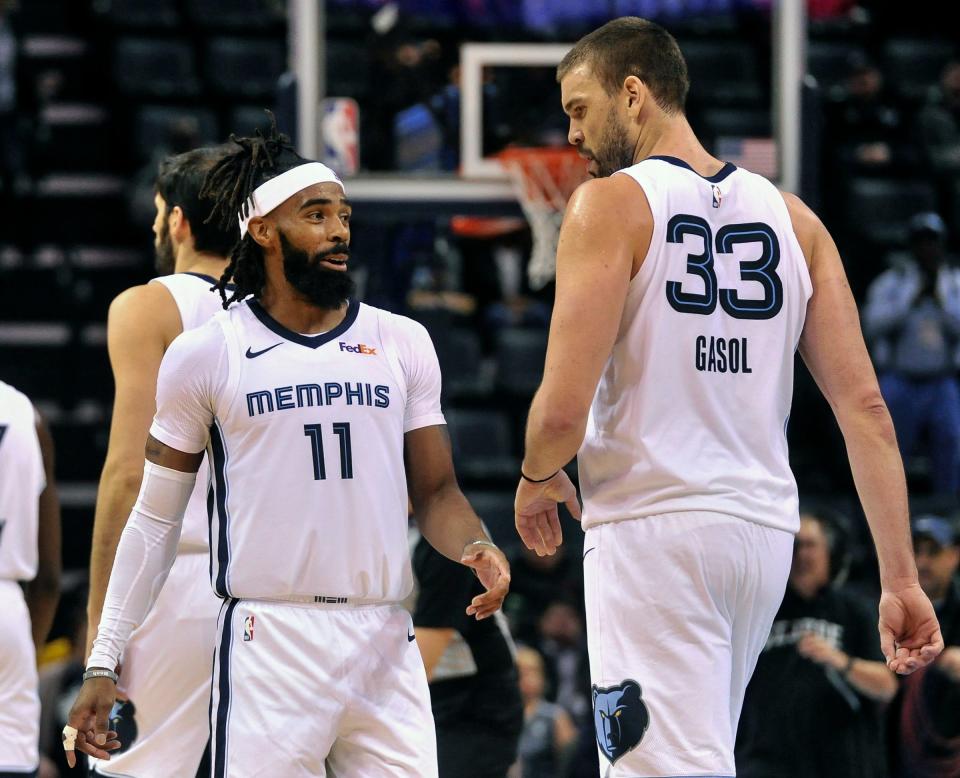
left=2, top=0, right=960, bottom=776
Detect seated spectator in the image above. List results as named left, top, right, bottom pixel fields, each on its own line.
left=918, top=60, right=960, bottom=175
left=504, top=545, right=582, bottom=647
left=736, top=510, right=897, bottom=778
left=536, top=601, right=591, bottom=726
left=862, top=212, right=960, bottom=494
left=824, top=54, right=913, bottom=174
left=515, top=646, right=576, bottom=778
left=406, top=255, right=477, bottom=322
left=483, top=245, right=550, bottom=332
left=888, top=515, right=960, bottom=777
left=410, top=531, right=522, bottom=778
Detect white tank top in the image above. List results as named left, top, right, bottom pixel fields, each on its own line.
left=0, top=381, right=45, bottom=581
left=149, top=300, right=446, bottom=602
left=151, top=272, right=226, bottom=551
left=579, top=157, right=812, bottom=534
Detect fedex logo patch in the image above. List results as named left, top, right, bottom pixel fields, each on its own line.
left=339, top=342, right=377, bottom=355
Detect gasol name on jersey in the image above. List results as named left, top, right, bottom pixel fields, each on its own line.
left=694, top=335, right=752, bottom=374
left=246, top=382, right=390, bottom=417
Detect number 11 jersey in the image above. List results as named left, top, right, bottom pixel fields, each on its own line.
left=149, top=298, right=445, bottom=602
left=579, top=157, right=812, bottom=534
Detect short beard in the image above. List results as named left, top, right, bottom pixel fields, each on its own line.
left=594, top=106, right=636, bottom=178
left=280, top=231, right=356, bottom=310
left=154, top=218, right=175, bottom=275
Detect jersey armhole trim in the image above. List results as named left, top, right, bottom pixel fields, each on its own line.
left=149, top=276, right=188, bottom=337
left=613, top=169, right=660, bottom=290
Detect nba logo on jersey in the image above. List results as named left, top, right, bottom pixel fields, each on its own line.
left=243, top=615, right=255, bottom=642
left=711, top=184, right=723, bottom=208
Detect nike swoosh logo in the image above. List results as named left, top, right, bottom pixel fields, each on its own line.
left=407, top=632, right=416, bottom=642
left=245, top=343, right=283, bottom=359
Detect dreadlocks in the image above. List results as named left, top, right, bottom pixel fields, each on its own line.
left=200, top=115, right=307, bottom=307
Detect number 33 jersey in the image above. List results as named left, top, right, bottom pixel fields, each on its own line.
left=579, top=157, right=812, bottom=534
left=149, top=299, right=445, bottom=603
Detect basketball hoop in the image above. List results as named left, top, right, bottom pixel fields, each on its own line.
left=497, top=147, right=589, bottom=290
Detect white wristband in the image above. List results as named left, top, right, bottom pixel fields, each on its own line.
left=61, top=725, right=78, bottom=751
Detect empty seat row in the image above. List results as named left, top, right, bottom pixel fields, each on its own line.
left=96, top=0, right=285, bottom=30
left=134, top=104, right=275, bottom=156
left=806, top=38, right=957, bottom=98
left=114, top=37, right=286, bottom=99
left=842, top=177, right=939, bottom=246
left=422, top=320, right=548, bottom=401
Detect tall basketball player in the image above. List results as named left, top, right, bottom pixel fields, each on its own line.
left=0, top=380, right=61, bottom=778
left=84, top=145, right=237, bottom=778
left=512, top=17, right=944, bottom=778
left=64, top=126, right=510, bottom=777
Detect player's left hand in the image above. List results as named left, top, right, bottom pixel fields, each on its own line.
left=514, top=470, right=581, bottom=556
left=796, top=633, right=847, bottom=671
left=879, top=583, right=944, bottom=675
left=461, top=543, right=511, bottom=620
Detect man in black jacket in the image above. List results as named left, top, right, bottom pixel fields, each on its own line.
left=736, top=509, right=898, bottom=778
left=411, top=532, right=523, bottom=777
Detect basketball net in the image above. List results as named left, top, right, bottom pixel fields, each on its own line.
left=497, top=147, right=589, bottom=290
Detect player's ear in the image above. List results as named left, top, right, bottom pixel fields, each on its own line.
left=623, top=75, right=645, bottom=117
left=169, top=205, right=197, bottom=248
left=247, top=217, right=272, bottom=249
left=168, top=205, right=186, bottom=239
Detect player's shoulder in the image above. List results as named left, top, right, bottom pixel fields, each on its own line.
left=361, top=302, right=433, bottom=345
left=0, top=378, right=29, bottom=406
left=0, top=380, right=36, bottom=424
left=776, top=189, right=828, bottom=263
left=563, top=174, right=652, bottom=238
left=779, top=191, right=823, bottom=238
left=108, top=278, right=182, bottom=339
left=570, top=173, right=647, bottom=210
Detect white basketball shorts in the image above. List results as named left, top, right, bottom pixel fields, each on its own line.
left=209, top=599, right=437, bottom=778
left=0, top=579, right=39, bottom=776
left=91, top=552, right=221, bottom=778
left=583, top=511, right=793, bottom=778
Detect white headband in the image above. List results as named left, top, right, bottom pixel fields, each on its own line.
left=238, top=162, right=346, bottom=238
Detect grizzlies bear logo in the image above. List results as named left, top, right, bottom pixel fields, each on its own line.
left=108, top=698, right=138, bottom=755
left=593, top=679, right=649, bottom=764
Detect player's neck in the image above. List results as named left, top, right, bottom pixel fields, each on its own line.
left=175, top=252, right=229, bottom=278
left=633, top=113, right=724, bottom=179
left=258, top=287, right=350, bottom=335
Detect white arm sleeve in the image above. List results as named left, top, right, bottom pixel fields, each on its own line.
left=87, top=461, right=197, bottom=670
left=400, top=320, right=446, bottom=433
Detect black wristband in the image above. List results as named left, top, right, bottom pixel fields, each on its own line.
left=843, top=654, right=855, bottom=676
left=521, top=469, right=559, bottom=483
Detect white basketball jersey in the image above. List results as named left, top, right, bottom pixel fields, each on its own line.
left=151, top=272, right=226, bottom=551
left=579, top=157, right=812, bottom=534
left=149, top=299, right=445, bottom=602
left=0, top=381, right=45, bottom=581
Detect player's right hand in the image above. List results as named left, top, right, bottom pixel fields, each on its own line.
left=878, top=583, right=944, bottom=675
left=63, top=678, right=121, bottom=768
left=514, top=469, right=581, bottom=556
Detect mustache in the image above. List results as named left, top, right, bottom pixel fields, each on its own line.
left=313, top=244, right=351, bottom=262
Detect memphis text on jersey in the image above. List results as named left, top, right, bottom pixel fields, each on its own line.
left=694, top=335, right=752, bottom=374
left=246, top=381, right=390, bottom=417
